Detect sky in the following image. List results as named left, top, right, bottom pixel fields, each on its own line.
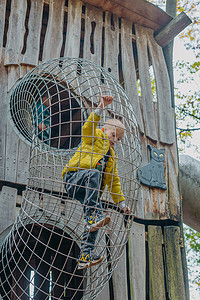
left=173, top=36, right=200, bottom=300
left=173, top=37, right=200, bottom=161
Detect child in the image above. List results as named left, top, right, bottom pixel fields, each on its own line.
left=62, top=96, right=130, bottom=270
left=33, top=94, right=50, bottom=144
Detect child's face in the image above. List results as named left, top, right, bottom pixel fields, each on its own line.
left=105, top=126, right=124, bottom=147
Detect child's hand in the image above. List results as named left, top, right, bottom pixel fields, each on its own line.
left=99, top=95, right=113, bottom=108
left=39, top=123, right=47, bottom=131
left=121, top=206, right=130, bottom=214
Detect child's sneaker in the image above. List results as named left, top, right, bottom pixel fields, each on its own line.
left=85, top=214, right=111, bottom=232
left=77, top=253, right=103, bottom=270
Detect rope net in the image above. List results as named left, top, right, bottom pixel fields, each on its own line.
left=1, top=57, right=141, bottom=299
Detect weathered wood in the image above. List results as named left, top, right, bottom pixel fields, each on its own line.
left=82, top=0, right=172, bottom=32
left=42, top=0, right=65, bottom=61
left=16, top=140, right=30, bottom=185
left=121, top=18, right=144, bottom=134
left=22, top=0, right=44, bottom=66
left=148, top=225, right=165, bottom=300
left=147, top=28, right=175, bottom=144
left=83, top=4, right=103, bottom=65
left=128, top=222, right=146, bottom=300
left=95, top=281, right=110, bottom=300
left=112, top=248, right=128, bottom=300
left=135, top=24, right=157, bottom=141
left=0, top=186, right=17, bottom=234
left=164, top=226, right=186, bottom=300
left=0, top=62, right=7, bottom=181
left=166, top=144, right=180, bottom=220
left=5, top=123, right=20, bottom=183
left=4, top=0, right=27, bottom=65
left=6, top=66, right=20, bottom=183
left=155, top=12, right=192, bottom=48
left=7, top=65, right=20, bottom=91
left=64, top=0, right=82, bottom=58
left=104, top=12, right=119, bottom=81
left=0, top=0, right=6, bottom=62
left=162, top=0, right=177, bottom=108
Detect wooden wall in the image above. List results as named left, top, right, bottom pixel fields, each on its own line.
left=0, top=0, right=187, bottom=299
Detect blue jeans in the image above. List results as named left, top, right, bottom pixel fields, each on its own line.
left=64, top=169, right=103, bottom=255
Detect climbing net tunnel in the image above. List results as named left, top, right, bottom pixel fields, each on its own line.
left=0, top=57, right=141, bottom=299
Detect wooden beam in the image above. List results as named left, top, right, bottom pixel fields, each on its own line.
left=155, top=12, right=192, bottom=47
left=82, top=0, right=172, bottom=31
left=163, top=0, right=177, bottom=108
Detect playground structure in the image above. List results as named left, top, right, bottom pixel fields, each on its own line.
left=0, top=0, right=194, bottom=299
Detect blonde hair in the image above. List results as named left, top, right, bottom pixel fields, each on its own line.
left=105, top=118, right=124, bottom=134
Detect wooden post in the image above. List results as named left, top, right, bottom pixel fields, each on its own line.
left=154, top=12, right=192, bottom=48
left=164, top=226, right=186, bottom=300
left=148, top=226, right=165, bottom=300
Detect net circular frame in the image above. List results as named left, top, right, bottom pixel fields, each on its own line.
left=0, top=57, right=141, bottom=300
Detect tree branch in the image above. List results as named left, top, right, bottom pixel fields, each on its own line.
left=176, top=127, right=200, bottom=132
left=177, top=107, right=200, bottom=120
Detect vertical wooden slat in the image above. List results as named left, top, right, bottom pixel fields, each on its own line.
left=104, top=12, right=119, bottom=80
left=0, top=62, right=7, bottom=181
left=95, top=281, right=110, bottom=300
left=83, top=4, right=103, bottom=65
left=16, top=140, right=30, bottom=185
left=22, top=0, right=44, bottom=66
left=7, top=65, right=20, bottom=91
left=6, top=65, right=20, bottom=183
left=42, top=0, right=65, bottom=61
left=128, top=222, right=146, bottom=300
left=135, top=24, right=157, bottom=141
left=121, top=18, right=144, bottom=134
left=5, top=124, right=19, bottom=183
left=146, top=29, right=175, bottom=144
left=164, top=226, right=186, bottom=300
left=0, top=0, right=6, bottom=62
left=64, top=0, right=82, bottom=58
left=0, top=186, right=17, bottom=234
left=112, top=249, right=128, bottom=300
left=4, top=0, right=27, bottom=65
left=148, top=225, right=166, bottom=300
left=166, top=144, right=180, bottom=219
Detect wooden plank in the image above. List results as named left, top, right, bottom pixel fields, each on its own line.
left=166, top=144, right=180, bottom=220
left=155, top=12, right=191, bottom=48
left=148, top=225, right=165, bottom=300
left=95, top=282, right=110, bottom=300
left=164, top=226, right=186, bottom=300
left=4, top=0, right=27, bottom=65
left=16, top=139, right=30, bottom=185
left=5, top=123, right=20, bottom=183
left=121, top=18, right=144, bottom=134
left=146, top=28, right=175, bottom=144
left=135, top=24, right=157, bottom=141
left=0, top=62, right=8, bottom=181
left=83, top=4, right=103, bottom=65
left=104, top=12, right=119, bottom=81
left=22, top=0, right=44, bottom=66
left=42, top=0, right=65, bottom=61
left=64, top=0, right=82, bottom=58
left=128, top=222, right=146, bottom=300
left=0, top=0, right=6, bottom=62
left=112, top=248, right=128, bottom=300
left=6, top=66, right=20, bottom=183
left=7, top=65, right=20, bottom=91
left=82, top=0, right=172, bottom=32
left=0, top=186, right=17, bottom=234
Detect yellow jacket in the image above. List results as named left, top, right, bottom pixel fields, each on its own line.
left=62, top=112, right=125, bottom=204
